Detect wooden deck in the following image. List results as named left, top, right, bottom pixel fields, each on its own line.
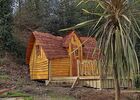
left=46, top=76, right=100, bottom=88
left=46, top=76, right=133, bottom=89
left=45, top=60, right=133, bottom=89
left=51, top=76, right=101, bottom=81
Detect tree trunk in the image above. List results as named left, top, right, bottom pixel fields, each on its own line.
left=113, top=65, right=120, bottom=100
left=113, top=33, right=120, bottom=100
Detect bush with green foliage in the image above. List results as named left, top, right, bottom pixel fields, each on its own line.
left=0, top=0, right=13, bottom=51
left=0, top=0, right=26, bottom=63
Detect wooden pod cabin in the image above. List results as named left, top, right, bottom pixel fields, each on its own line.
left=26, top=31, right=133, bottom=89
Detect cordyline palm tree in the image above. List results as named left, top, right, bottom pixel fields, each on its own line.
left=60, top=0, right=140, bottom=100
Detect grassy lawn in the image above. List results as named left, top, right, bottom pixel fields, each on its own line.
left=0, top=91, right=33, bottom=100
left=0, top=75, right=10, bottom=80
left=0, top=90, right=76, bottom=100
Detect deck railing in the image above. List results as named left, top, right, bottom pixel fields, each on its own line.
left=78, top=60, right=99, bottom=76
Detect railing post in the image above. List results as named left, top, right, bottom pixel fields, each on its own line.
left=45, top=60, right=51, bottom=86
left=77, top=60, right=80, bottom=77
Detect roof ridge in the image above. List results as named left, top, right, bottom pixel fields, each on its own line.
left=33, top=31, right=64, bottom=41
left=33, top=31, right=55, bottom=36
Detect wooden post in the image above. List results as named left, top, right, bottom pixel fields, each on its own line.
left=45, top=60, right=51, bottom=86
left=32, top=44, right=36, bottom=79
left=77, top=60, right=80, bottom=77
left=69, top=43, right=72, bottom=76
left=99, top=61, right=103, bottom=90
left=71, top=60, right=80, bottom=88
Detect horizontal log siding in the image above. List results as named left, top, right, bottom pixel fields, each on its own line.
left=51, top=58, right=70, bottom=77
left=29, top=42, right=48, bottom=80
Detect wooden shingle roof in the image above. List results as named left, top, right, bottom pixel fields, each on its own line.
left=26, top=31, right=68, bottom=64
left=34, top=32, right=68, bottom=59
left=62, top=31, right=79, bottom=48
left=80, top=37, right=100, bottom=60
left=26, top=31, right=99, bottom=64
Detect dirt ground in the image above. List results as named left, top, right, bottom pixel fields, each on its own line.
left=0, top=56, right=140, bottom=100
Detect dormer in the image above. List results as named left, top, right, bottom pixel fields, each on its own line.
left=63, top=31, right=83, bottom=60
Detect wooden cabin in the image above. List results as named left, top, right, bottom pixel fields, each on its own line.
left=26, top=31, right=133, bottom=89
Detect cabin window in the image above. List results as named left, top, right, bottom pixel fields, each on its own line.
left=74, top=49, right=78, bottom=57
left=36, top=45, right=41, bottom=57
left=72, top=44, right=79, bottom=58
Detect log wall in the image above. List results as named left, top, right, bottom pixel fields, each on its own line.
left=51, top=58, right=70, bottom=77
left=29, top=42, right=48, bottom=80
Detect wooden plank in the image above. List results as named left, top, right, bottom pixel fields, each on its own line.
left=31, top=75, right=48, bottom=79
left=51, top=77, right=77, bottom=81
left=52, top=75, right=70, bottom=77
left=77, top=60, right=80, bottom=77
left=47, top=60, right=52, bottom=86
left=71, top=77, right=79, bottom=88
left=45, top=80, right=51, bottom=86
left=51, top=68, right=70, bottom=70
left=51, top=70, right=70, bottom=72
left=35, top=62, right=48, bottom=65
left=69, top=43, right=72, bottom=76
left=52, top=76, right=101, bottom=80
left=31, top=42, right=36, bottom=79
left=51, top=74, right=69, bottom=76
left=31, top=68, right=48, bottom=71
left=30, top=73, right=48, bottom=76
left=30, top=72, right=48, bottom=75
left=36, top=60, right=48, bottom=63
left=51, top=72, right=70, bottom=74
left=79, top=76, right=100, bottom=80
left=51, top=70, right=69, bottom=72
left=51, top=62, right=70, bottom=63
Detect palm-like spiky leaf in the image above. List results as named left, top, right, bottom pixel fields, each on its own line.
left=72, top=0, right=140, bottom=79
left=60, top=1, right=140, bottom=98
left=81, top=1, right=140, bottom=99
left=61, top=1, right=140, bottom=99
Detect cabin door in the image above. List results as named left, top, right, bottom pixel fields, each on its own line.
left=72, top=56, right=78, bottom=76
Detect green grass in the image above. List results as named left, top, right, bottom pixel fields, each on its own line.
left=6, top=91, right=29, bottom=97
left=24, top=96, right=33, bottom=100
left=0, top=91, right=33, bottom=100
left=0, top=75, right=10, bottom=80
left=0, top=90, right=75, bottom=100
left=136, top=88, right=140, bottom=90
